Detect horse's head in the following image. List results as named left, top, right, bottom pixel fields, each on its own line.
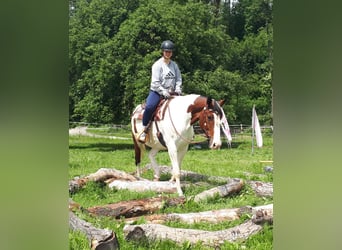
left=199, top=97, right=225, bottom=149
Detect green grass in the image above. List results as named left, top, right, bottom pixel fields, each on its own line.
left=69, top=127, right=273, bottom=249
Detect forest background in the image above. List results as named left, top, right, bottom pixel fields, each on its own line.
left=69, top=0, right=273, bottom=126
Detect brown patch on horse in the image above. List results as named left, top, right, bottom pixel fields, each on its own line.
left=133, top=118, right=138, bottom=133
left=187, top=96, right=225, bottom=138
left=187, top=96, right=208, bottom=125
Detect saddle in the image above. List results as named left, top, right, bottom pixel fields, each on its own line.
left=133, top=97, right=174, bottom=147
left=135, top=98, right=171, bottom=122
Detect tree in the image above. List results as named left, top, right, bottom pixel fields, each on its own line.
left=69, top=0, right=273, bottom=125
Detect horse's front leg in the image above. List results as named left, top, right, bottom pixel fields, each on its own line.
left=167, top=144, right=185, bottom=197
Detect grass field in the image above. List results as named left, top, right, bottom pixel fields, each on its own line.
left=69, top=127, right=273, bottom=249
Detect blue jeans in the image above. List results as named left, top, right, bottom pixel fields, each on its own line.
left=143, top=90, right=161, bottom=126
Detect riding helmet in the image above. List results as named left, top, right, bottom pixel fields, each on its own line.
left=161, top=40, right=174, bottom=51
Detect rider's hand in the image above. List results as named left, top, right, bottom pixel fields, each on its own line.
left=175, top=89, right=182, bottom=96
left=162, top=90, right=170, bottom=99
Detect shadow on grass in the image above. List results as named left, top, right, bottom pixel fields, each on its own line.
left=188, top=140, right=246, bottom=150
left=69, top=142, right=134, bottom=151
left=69, top=138, right=248, bottom=152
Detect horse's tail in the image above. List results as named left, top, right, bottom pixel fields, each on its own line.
left=132, top=131, right=144, bottom=166
left=131, top=111, right=146, bottom=178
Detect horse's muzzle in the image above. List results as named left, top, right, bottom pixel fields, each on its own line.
left=209, top=139, right=221, bottom=150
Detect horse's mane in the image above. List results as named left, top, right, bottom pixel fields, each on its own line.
left=207, top=96, right=223, bottom=119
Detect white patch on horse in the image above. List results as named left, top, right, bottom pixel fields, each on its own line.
left=131, top=94, right=224, bottom=196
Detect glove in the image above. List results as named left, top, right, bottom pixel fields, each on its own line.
left=161, top=90, right=170, bottom=99
left=175, top=88, right=182, bottom=96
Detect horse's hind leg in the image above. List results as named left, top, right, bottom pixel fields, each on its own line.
left=148, top=148, right=161, bottom=181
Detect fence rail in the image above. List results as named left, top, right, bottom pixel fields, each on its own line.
left=69, top=122, right=273, bottom=138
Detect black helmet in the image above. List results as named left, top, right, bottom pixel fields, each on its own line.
left=161, top=40, right=174, bottom=51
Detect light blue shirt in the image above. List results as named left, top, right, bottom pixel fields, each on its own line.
left=150, top=57, right=182, bottom=95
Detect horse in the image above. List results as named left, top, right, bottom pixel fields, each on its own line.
left=131, top=94, right=225, bottom=196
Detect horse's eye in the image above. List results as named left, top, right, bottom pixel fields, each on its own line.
left=207, top=115, right=213, bottom=121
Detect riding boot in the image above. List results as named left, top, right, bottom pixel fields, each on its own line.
left=138, top=126, right=147, bottom=143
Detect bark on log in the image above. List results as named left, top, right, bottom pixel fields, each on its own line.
left=125, top=204, right=273, bottom=225
left=193, top=178, right=244, bottom=202
left=69, top=211, right=119, bottom=250
left=69, top=168, right=139, bottom=194
left=248, top=181, right=273, bottom=197
left=108, top=180, right=185, bottom=194
left=124, top=220, right=263, bottom=247
left=251, top=204, right=273, bottom=225
left=87, top=196, right=185, bottom=219
left=69, top=198, right=82, bottom=211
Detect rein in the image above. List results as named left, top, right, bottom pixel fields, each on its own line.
left=167, top=100, right=208, bottom=145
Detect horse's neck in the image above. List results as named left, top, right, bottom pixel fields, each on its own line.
left=164, top=95, right=198, bottom=129
left=186, top=95, right=206, bottom=125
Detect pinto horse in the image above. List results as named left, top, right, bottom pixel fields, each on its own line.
left=131, top=94, right=225, bottom=196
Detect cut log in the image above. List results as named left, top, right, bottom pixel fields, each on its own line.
left=125, top=204, right=273, bottom=225
left=193, top=178, right=244, bottom=202
left=69, top=168, right=139, bottom=194
left=248, top=181, right=273, bottom=197
left=69, top=211, right=119, bottom=250
left=108, top=180, right=182, bottom=193
left=124, top=220, right=263, bottom=247
left=87, top=196, right=185, bottom=219
left=251, top=204, right=273, bottom=225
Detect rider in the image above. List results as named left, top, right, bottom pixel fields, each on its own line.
left=139, top=40, right=183, bottom=142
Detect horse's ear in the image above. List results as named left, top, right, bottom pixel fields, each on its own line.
left=218, top=100, right=225, bottom=106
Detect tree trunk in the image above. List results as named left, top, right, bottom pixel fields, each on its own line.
left=248, top=181, right=273, bottom=197
left=69, top=168, right=139, bottom=194
left=193, top=178, right=244, bottom=202
left=69, top=211, right=119, bottom=250
left=124, top=220, right=263, bottom=248
left=87, top=196, right=185, bottom=219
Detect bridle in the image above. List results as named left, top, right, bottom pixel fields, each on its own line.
left=199, top=104, right=222, bottom=138
left=167, top=98, right=221, bottom=143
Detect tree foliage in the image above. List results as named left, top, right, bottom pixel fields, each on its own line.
left=69, top=0, right=273, bottom=125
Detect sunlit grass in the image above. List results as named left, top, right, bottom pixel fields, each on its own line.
left=69, top=128, right=273, bottom=249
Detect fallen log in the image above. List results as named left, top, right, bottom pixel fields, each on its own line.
left=148, top=165, right=230, bottom=183
left=108, top=180, right=183, bottom=193
left=69, top=211, right=119, bottom=250
left=252, top=204, right=273, bottom=225
left=124, top=220, right=263, bottom=247
left=69, top=198, right=82, bottom=211
left=125, top=204, right=273, bottom=225
left=193, top=178, right=244, bottom=202
left=69, top=168, right=139, bottom=194
left=87, top=196, right=186, bottom=219
left=248, top=181, right=273, bottom=197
